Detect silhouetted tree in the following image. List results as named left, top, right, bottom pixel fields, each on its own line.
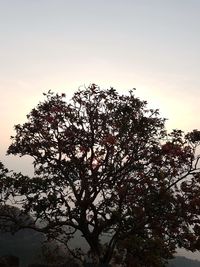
left=1, top=85, right=200, bottom=266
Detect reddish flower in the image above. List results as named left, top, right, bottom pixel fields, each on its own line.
left=102, top=134, right=116, bottom=145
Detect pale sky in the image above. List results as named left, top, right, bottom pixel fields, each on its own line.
left=1, top=0, right=200, bottom=260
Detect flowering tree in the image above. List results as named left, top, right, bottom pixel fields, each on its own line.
left=1, top=84, right=200, bottom=266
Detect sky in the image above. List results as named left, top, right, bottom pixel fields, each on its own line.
left=0, top=0, right=200, bottom=259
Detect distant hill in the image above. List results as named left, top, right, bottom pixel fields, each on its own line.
left=0, top=207, right=200, bottom=267
left=0, top=229, right=44, bottom=267
left=1, top=230, right=200, bottom=267
left=168, top=256, right=200, bottom=267
left=1, top=231, right=200, bottom=267
left=0, top=205, right=44, bottom=267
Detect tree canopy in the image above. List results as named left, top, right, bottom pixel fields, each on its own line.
left=1, top=84, right=200, bottom=266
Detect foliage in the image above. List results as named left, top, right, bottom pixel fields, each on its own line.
left=1, top=84, right=200, bottom=266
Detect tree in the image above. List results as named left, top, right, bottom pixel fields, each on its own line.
left=1, top=84, right=200, bottom=266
